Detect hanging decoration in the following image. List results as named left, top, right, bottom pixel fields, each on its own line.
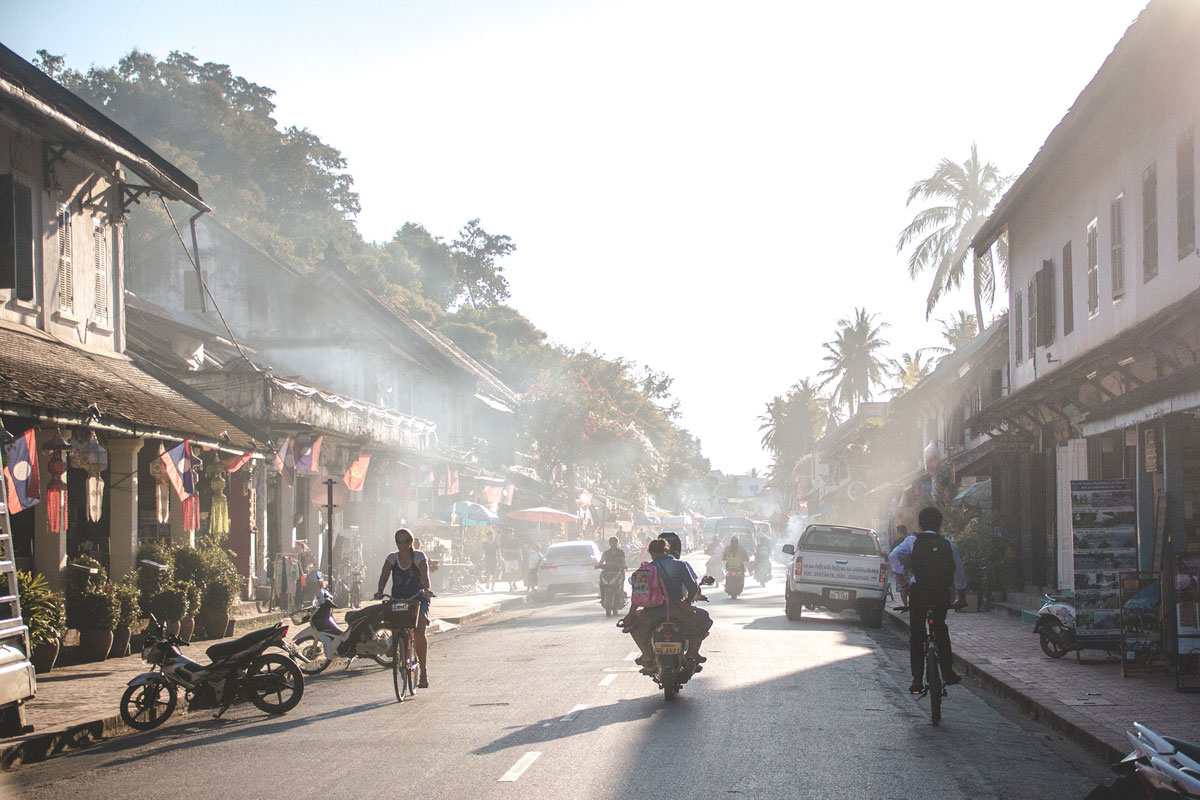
left=208, top=470, right=230, bottom=539
left=43, top=429, right=69, bottom=534
left=148, top=453, right=170, bottom=525
left=182, top=455, right=201, bottom=533
left=78, top=432, right=108, bottom=523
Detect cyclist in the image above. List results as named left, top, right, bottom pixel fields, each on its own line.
left=890, top=507, right=967, bottom=694
left=374, top=528, right=433, bottom=688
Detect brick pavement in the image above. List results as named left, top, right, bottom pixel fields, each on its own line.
left=886, top=604, right=1200, bottom=761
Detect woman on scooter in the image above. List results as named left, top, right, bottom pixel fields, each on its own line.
left=375, top=528, right=433, bottom=688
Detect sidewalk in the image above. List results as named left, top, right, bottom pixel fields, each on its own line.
left=0, top=587, right=532, bottom=769
left=886, top=604, right=1200, bottom=762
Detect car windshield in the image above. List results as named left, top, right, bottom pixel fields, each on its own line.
left=800, top=526, right=881, bottom=556
left=546, top=545, right=595, bottom=561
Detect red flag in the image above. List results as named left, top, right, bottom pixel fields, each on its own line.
left=446, top=467, right=459, bottom=495
left=343, top=454, right=370, bottom=492
left=224, top=451, right=253, bottom=474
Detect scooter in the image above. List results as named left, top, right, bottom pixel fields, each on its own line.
left=119, top=615, right=305, bottom=731
left=290, top=588, right=396, bottom=674
left=724, top=565, right=745, bottom=599
left=597, top=567, right=627, bottom=617
left=1086, top=722, right=1200, bottom=799
left=1034, top=591, right=1076, bottom=658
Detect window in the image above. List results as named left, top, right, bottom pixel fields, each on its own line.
left=1143, top=164, right=1158, bottom=281
left=1037, top=259, right=1055, bottom=347
left=1179, top=128, right=1195, bottom=260
left=0, top=175, right=34, bottom=302
left=92, top=220, right=108, bottom=324
left=1014, top=290, right=1023, bottom=363
left=1110, top=195, right=1125, bottom=299
left=1027, top=278, right=1037, bottom=359
left=1087, top=218, right=1099, bottom=316
left=57, top=205, right=73, bottom=311
left=1062, top=241, right=1074, bottom=335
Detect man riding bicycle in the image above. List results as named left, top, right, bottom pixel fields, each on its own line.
left=889, top=507, right=967, bottom=695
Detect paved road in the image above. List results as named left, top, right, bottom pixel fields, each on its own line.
left=3, top=559, right=1112, bottom=799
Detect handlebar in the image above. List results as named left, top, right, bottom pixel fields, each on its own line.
left=373, top=590, right=435, bottom=601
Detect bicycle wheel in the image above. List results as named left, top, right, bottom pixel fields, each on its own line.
left=404, top=630, right=418, bottom=696
left=926, top=645, right=942, bottom=726
left=392, top=632, right=404, bottom=702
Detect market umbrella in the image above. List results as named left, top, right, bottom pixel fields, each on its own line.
left=505, top=507, right=580, bottom=524
left=662, top=514, right=693, bottom=527
left=439, top=501, right=499, bottom=527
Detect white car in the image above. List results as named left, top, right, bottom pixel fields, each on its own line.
left=539, top=540, right=602, bottom=594
left=782, top=524, right=890, bottom=626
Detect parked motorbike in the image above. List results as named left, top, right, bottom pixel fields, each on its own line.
left=1035, top=591, right=1077, bottom=658
left=597, top=567, right=627, bottom=617
left=724, top=565, right=745, bottom=599
left=648, top=576, right=714, bottom=700
left=120, top=615, right=305, bottom=731
left=349, top=566, right=365, bottom=608
left=1086, top=722, right=1200, bottom=799
left=291, top=588, right=395, bottom=674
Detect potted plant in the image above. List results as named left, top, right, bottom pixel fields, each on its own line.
left=148, top=584, right=188, bottom=637
left=196, top=544, right=241, bottom=640
left=17, top=570, right=67, bottom=673
left=179, top=581, right=200, bottom=643
left=136, top=541, right=174, bottom=617
left=75, top=584, right=118, bottom=662
left=110, top=578, right=141, bottom=657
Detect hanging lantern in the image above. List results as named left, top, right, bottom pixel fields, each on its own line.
left=148, top=456, right=170, bottom=525
left=79, top=432, right=108, bottom=523
left=208, top=470, right=230, bottom=539
left=43, top=429, right=69, bottom=534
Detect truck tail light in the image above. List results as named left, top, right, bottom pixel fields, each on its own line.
left=879, top=564, right=888, bottom=583
left=793, top=557, right=803, bottom=577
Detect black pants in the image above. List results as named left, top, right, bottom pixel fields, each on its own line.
left=909, top=597, right=953, bottom=682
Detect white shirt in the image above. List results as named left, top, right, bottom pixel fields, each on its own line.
left=889, top=531, right=967, bottom=591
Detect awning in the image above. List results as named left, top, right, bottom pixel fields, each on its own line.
left=952, top=480, right=991, bottom=510
left=473, top=392, right=515, bottom=414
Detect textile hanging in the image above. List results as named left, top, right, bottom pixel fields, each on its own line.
left=208, top=471, right=230, bottom=538
left=182, top=494, right=200, bottom=533
left=148, top=456, right=171, bottom=525
left=86, top=474, right=104, bottom=522
left=45, top=452, right=67, bottom=534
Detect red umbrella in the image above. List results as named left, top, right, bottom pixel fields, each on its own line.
left=505, top=507, right=580, bottom=524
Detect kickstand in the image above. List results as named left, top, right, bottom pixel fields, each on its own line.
left=214, top=705, right=229, bottom=719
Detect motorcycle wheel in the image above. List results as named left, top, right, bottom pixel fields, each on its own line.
left=1040, top=629, right=1070, bottom=659
left=120, top=678, right=177, bottom=731
left=369, top=624, right=395, bottom=668
left=245, top=653, right=305, bottom=714
left=662, top=666, right=679, bottom=701
left=294, top=636, right=331, bottom=675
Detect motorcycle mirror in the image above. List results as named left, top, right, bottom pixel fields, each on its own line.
left=701, top=575, right=716, bottom=586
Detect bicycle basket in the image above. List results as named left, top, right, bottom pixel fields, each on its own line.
left=379, top=598, right=420, bottom=628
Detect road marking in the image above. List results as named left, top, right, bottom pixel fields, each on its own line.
left=624, top=651, right=640, bottom=661
left=599, top=674, right=616, bottom=687
left=560, top=703, right=588, bottom=722
left=499, top=751, right=541, bottom=782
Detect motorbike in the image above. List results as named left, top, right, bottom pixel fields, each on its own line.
left=290, top=588, right=396, bottom=674
left=753, top=554, right=772, bottom=586
left=348, top=566, right=365, bottom=608
left=597, top=566, right=627, bottom=617
left=120, top=615, right=305, bottom=731
left=648, top=576, right=714, bottom=700
left=1086, top=722, right=1200, bottom=799
left=1035, top=591, right=1077, bottom=658
left=724, top=565, right=745, bottom=599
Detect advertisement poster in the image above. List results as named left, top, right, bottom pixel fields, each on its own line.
left=1177, top=553, right=1200, bottom=688
left=1071, top=480, right=1138, bottom=649
left=1118, top=572, right=1163, bottom=675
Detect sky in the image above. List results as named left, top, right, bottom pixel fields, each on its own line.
left=4, top=0, right=1151, bottom=475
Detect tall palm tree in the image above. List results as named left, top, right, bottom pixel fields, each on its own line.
left=897, top=144, right=1011, bottom=333
left=886, top=349, right=937, bottom=396
left=938, top=310, right=979, bottom=351
left=818, top=308, right=890, bottom=415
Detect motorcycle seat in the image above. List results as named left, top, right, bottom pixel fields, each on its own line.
left=205, top=624, right=283, bottom=662
left=345, top=605, right=381, bottom=624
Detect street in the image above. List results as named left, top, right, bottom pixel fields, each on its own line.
left=3, top=560, right=1112, bottom=800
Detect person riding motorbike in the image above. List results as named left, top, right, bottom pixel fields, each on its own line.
left=374, top=527, right=434, bottom=688
left=622, top=539, right=712, bottom=670
left=703, top=536, right=724, bottom=587
left=658, top=531, right=711, bottom=664
left=723, top=536, right=749, bottom=571
left=597, top=536, right=627, bottom=605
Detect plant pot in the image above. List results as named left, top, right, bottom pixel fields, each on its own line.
left=79, top=629, right=114, bottom=663
left=197, top=609, right=230, bottom=641
left=31, top=641, right=59, bottom=674
left=165, top=618, right=181, bottom=638
left=178, top=615, right=195, bottom=643
left=110, top=624, right=132, bottom=658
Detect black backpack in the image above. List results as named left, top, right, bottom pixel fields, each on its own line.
left=910, top=532, right=955, bottom=593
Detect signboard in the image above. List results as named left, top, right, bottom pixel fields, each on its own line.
left=1118, top=571, right=1164, bottom=676
left=1071, top=479, right=1138, bottom=652
left=1177, top=553, right=1200, bottom=691
left=1144, top=428, right=1159, bottom=473
left=991, top=434, right=1032, bottom=455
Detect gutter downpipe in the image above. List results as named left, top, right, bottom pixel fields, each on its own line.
left=189, top=211, right=208, bottom=313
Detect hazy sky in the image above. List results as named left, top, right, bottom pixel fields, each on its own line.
left=5, top=0, right=1149, bottom=475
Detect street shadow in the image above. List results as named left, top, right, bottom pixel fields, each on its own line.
left=34, top=670, right=120, bottom=683
left=471, top=696, right=671, bottom=755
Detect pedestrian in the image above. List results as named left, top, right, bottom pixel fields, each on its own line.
left=482, top=532, right=499, bottom=591
left=501, top=533, right=521, bottom=591
left=525, top=542, right=542, bottom=594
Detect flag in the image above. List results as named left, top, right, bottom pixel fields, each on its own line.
left=446, top=466, right=459, bottom=495
left=224, top=451, right=253, bottom=474
left=274, top=436, right=294, bottom=486
left=3, top=428, right=39, bottom=511
left=502, top=483, right=515, bottom=506
left=482, top=484, right=503, bottom=506
left=343, top=454, right=370, bottom=492
left=418, top=466, right=435, bottom=488
left=294, top=435, right=322, bottom=474
left=158, top=441, right=194, bottom=501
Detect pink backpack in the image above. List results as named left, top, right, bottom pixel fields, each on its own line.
left=629, top=561, right=668, bottom=608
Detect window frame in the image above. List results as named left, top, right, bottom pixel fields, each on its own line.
left=1110, top=194, right=1125, bottom=299
left=0, top=174, right=35, bottom=303
left=91, top=218, right=109, bottom=325
left=57, top=203, right=74, bottom=312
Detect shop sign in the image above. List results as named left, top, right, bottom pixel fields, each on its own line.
left=991, top=434, right=1031, bottom=454
left=1144, top=428, right=1158, bottom=473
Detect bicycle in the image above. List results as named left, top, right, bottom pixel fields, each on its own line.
left=378, top=592, right=429, bottom=702
left=898, top=601, right=965, bottom=726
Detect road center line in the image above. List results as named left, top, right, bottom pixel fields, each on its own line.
left=499, top=751, right=542, bottom=782
left=560, top=703, right=588, bottom=722
left=599, top=674, right=616, bottom=687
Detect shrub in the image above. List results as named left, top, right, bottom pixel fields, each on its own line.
left=197, top=544, right=241, bottom=612
left=147, top=585, right=188, bottom=621
left=63, top=554, right=106, bottom=598
left=181, top=581, right=201, bottom=617
left=16, top=570, right=66, bottom=647
left=74, top=584, right=118, bottom=631
left=112, top=577, right=141, bottom=627
left=172, top=545, right=205, bottom=587
left=137, top=541, right=174, bottom=615
left=201, top=580, right=236, bottom=613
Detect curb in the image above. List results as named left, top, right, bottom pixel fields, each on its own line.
left=883, top=609, right=1125, bottom=763
left=435, top=595, right=531, bottom=626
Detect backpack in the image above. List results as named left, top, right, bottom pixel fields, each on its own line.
left=629, top=561, right=668, bottom=608
left=910, top=532, right=955, bottom=594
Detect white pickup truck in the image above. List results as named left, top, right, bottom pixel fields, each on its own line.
left=781, top=524, right=890, bottom=627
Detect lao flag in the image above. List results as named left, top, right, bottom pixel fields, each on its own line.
left=159, top=441, right=193, bottom=501
left=295, top=436, right=322, bottom=474
left=3, top=429, right=40, bottom=511
left=224, top=451, right=253, bottom=474
left=343, top=454, right=370, bottom=492
left=274, top=437, right=294, bottom=486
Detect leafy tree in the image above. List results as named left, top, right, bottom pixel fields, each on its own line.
left=897, top=144, right=1010, bottom=332
left=451, top=219, right=514, bottom=308
left=818, top=308, right=890, bottom=415
left=886, top=350, right=938, bottom=396
left=936, top=310, right=980, bottom=351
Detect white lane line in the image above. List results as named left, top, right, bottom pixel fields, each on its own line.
left=599, top=674, right=617, bottom=687
left=624, top=651, right=640, bottom=661
left=560, top=703, right=588, bottom=722
left=499, top=751, right=542, bottom=782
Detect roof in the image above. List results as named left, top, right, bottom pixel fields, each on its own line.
left=0, top=321, right=255, bottom=452
left=0, top=42, right=207, bottom=211
left=973, top=1, right=1196, bottom=251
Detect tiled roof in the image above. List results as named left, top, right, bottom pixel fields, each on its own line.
left=0, top=323, right=254, bottom=451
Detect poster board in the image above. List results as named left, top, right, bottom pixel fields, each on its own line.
left=1176, top=553, right=1200, bottom=692
left=1071, top=479, right=1138, bottom=655
left=1118, top=571, right=1165, bottom=676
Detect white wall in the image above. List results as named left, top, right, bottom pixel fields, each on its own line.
left=1055, top=439, right=1089, bottom=589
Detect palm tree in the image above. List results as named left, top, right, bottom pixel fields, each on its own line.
left=897, top=144, right=1010, bottom=333
left=818, top=308, right=890, bottom=415
left=886, top=349, right=937, bottom=396
left=937, top=310, right=979, bottom=351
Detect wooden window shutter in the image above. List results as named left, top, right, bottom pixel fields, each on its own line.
left=1143, top=165, right=1158, bottom=281
left=1086, top=219, right=1099, bottom=315
left=1062, top=241, right=1074, bottom=336
left=1110, top=196, right=1125, bottom=298
left=1037, top=259, right=1055, bottom=346
left=1179, top=128, right=1195, bottom=260
left=57, top=205, right=73, bottom=310
left=1014, top=291, right=1023, bottom=363
left=92, top=220, right=108, bottom=323
left=1027, top=278, right=1037, bottom=358
left=0, top=175, right=34, bottom=302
